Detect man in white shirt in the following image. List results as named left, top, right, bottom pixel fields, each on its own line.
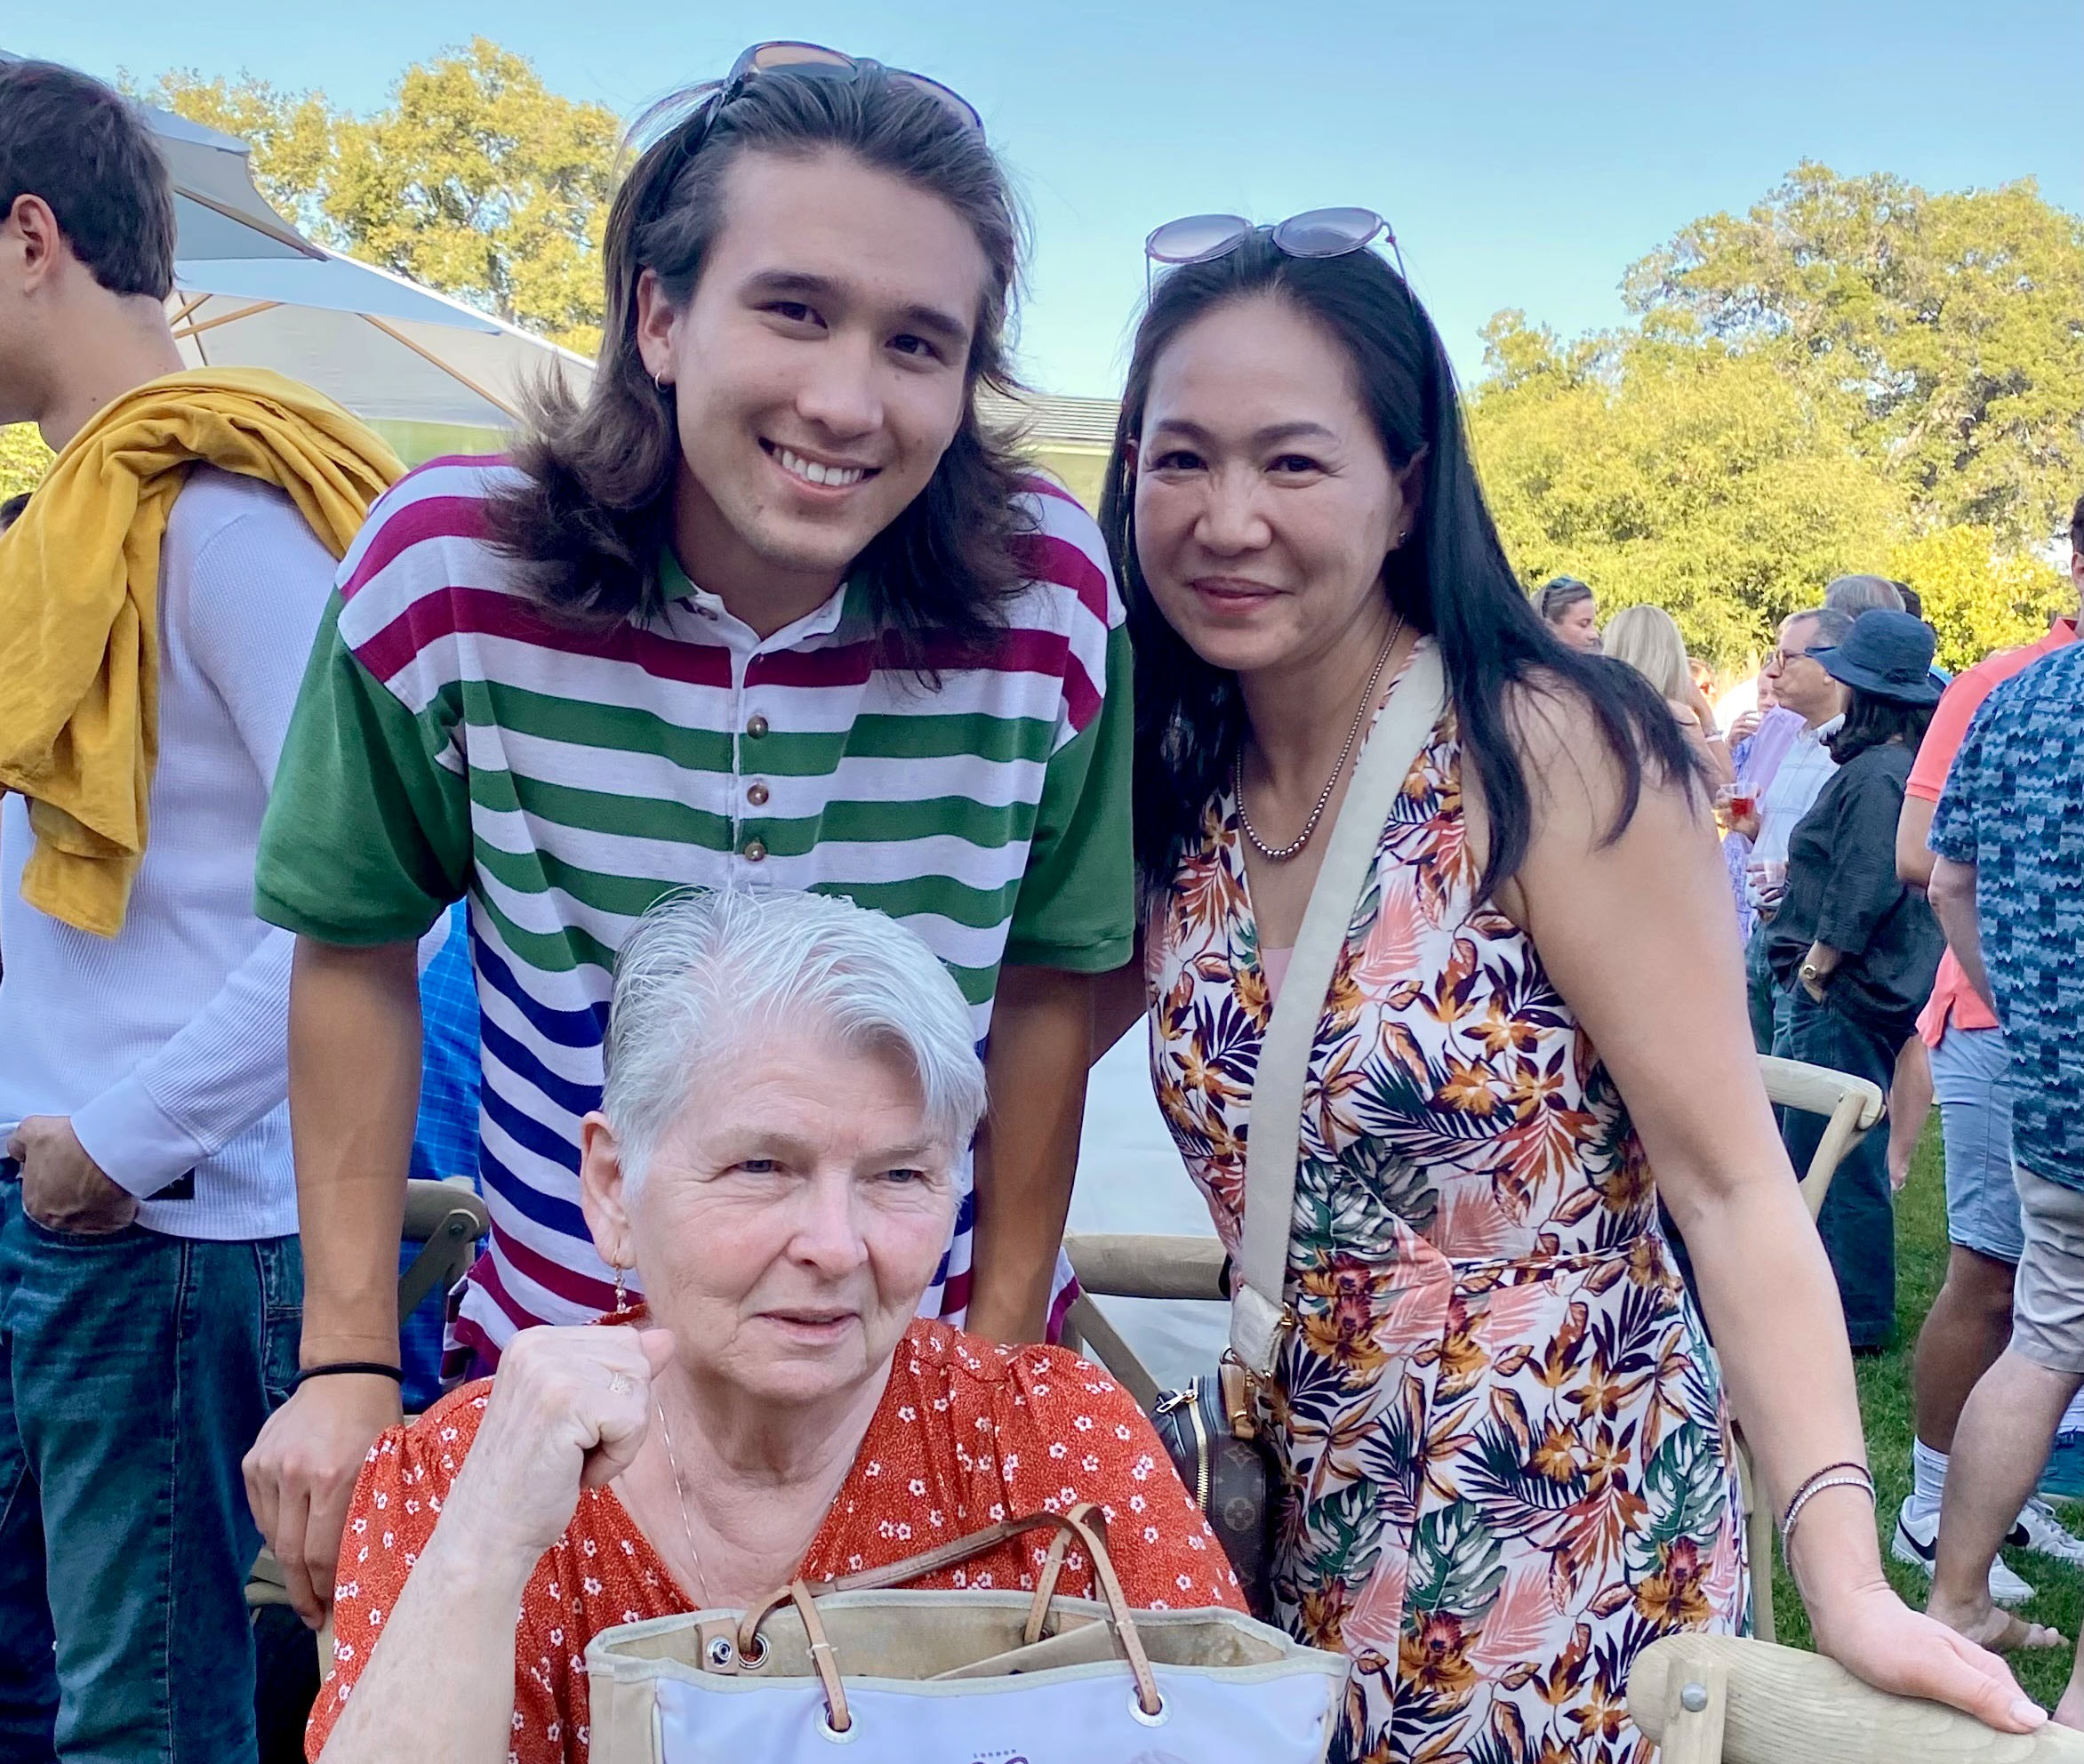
left=0, top=64, right=341, bottom=1761
left=1733, top=605, right=1851, bottom=1051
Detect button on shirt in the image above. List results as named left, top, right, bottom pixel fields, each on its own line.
left=1929, top=640, right=2084, bottom=1191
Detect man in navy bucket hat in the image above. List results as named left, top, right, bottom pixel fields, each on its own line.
left=1766, top=610, right=1948, bottom=1349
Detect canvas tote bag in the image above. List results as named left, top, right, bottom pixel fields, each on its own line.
left=586, top=1503, right=1350, bottom=1763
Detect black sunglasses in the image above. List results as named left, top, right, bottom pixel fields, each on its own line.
left=645, top=40, right=982, bottom=213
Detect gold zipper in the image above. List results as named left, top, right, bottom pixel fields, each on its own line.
left=1185, top=1381, right=1212, bottom=1512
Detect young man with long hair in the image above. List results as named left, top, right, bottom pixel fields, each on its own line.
left=0, top=60, right=398, bottom=1760
left=244, top=49, right=1130, bottom=1632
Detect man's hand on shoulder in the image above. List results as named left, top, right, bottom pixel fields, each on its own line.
left=7, top=1116, right=138, bottom=1234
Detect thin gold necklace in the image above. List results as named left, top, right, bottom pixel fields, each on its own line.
left=653, top=1398, right=714, bottom=1608
left=1234, top=614, right=1407, bottom=863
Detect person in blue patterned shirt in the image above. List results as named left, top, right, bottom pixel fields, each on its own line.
left=401, top=902, right=481, bottom=1412
left=1922, top=631, right=2084, bottom=1697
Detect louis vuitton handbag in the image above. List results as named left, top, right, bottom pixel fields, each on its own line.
left=585, top=1503, right=1350, bottom=1763
left=1148, top=642, right=1447, bottom=1619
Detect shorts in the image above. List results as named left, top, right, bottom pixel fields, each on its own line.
left=2010, top=1162, right=2084, bottom=1376
left=1930, top=1022, right=2022, bottom=1264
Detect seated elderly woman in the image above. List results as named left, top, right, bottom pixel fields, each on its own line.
left=309, top=889, right=1241, bottom=1761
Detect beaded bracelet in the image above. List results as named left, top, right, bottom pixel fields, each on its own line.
left=1775, top=1459, right=1868, bottom=1530
left=1778, top=1463, right=1876, bottom=1555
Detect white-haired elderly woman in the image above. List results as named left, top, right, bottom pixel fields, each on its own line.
left=308, top=889, right=1240, bottom=1762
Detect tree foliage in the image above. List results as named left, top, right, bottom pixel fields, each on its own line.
left=1472, top=164, right=2083, bottom=667
left=1468, top=318, right=1904, bottom=662
left=0, top=424, right=53, bottom=501
left=134, top=71, right=338, bottom=238
left=145, top=41, right=618, bottom=352
left=1881, top=525, right=2072, bottom=674
left=1624, top=162, right=2084, bottom=545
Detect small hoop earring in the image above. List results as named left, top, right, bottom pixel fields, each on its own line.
left=612, top=1263, right=629, bottom=1313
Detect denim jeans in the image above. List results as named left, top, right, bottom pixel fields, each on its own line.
left=1773, top=984, right=1899, bottom=1348
left=1743, top=918, right=1793, bottom=1056
left=0, top=1183, right=301, bottom=1761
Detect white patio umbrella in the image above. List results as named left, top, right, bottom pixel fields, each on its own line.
left=0, top=54, right=594, bottom=439
left=147, top=104, right=593, bottom=435
left=169, top=248, right=593, bottom=432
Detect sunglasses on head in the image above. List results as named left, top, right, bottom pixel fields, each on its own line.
left=1142, top=207, right=1404, bottom=291
left=644, top=41, right=982, bottom=215
left=713, top=40, right=982, bottom=132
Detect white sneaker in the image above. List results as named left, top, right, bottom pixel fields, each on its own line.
left=1891, top=1497, right=2035, bottom=1607
left=2014, top=1495, right=2084, bottom=1566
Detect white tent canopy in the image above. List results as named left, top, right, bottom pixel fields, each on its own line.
left=171, top=249, right=592, bottom=431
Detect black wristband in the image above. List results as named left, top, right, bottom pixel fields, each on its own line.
left=296, top=1361, right=405, bottom=1388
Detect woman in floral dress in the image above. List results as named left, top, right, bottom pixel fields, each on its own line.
left=1092, top=224, right=2035, bottom=1760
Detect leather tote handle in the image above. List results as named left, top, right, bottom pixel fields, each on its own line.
left=1229, top=642, right=1447, bottom=1377
left=734, top=1503, right=1164, bottom=1717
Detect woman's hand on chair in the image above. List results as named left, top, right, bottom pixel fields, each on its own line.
left=443, top=1324, right=677, bottom=1569
left=1809, top=1572, right=2047, bottom=1733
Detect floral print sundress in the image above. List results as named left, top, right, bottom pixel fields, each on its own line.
left=1146, top=646, right=1748, bottom=1763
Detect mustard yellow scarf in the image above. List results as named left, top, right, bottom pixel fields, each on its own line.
left=0, top=368, right=403, bottom=936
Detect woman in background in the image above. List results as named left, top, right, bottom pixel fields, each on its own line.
left=1603, top=602, right=1734, bottom=787
left=1767, top=610, right=1945, bottom=1349
left=1535, top=573, right=1599, bottom=652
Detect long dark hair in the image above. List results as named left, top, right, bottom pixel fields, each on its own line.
left=485, top=68, right=1035, bottom=649
left=1826, top=689, right=1934, bottom=766
left=1101, top=234, right=1695, bottom=905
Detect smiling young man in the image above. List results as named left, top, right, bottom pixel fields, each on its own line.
left=242, top=52, right=1131, bottom=1628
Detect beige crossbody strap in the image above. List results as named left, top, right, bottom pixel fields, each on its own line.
left=1230, top=640, right=1446, bottom=1378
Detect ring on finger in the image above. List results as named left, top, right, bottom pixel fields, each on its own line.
left=607, top=1370, right=635, bottom=1396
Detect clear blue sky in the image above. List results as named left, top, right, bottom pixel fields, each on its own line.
left=12, top=1, right=2080, bottom=395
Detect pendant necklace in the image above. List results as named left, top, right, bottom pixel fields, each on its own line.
left=1234, top=613, right=1407, bottom=862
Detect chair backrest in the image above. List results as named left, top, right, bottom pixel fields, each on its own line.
left=1059, top=1233, right=1227, bottom=1406
left=1758, top=1054, right=1887, bottom=1219
left=397, top=1176, right=490, bottom=1324
left=1630, top=1632, right=2084, bottom=1762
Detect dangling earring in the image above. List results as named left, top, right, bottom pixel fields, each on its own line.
left=612, top=1263, right=629, bottom=1314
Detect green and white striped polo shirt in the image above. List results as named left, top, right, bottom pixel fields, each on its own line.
left=256, top=455, right=1131, bottom=1359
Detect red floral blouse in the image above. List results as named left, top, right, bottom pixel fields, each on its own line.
left=307, top=1318, right=1242, bottom=1762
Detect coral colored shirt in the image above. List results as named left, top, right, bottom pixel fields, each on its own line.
left=1912, top=620, right=2077, bottom=1045
left=306, top=1318, right=1242, bottom=1762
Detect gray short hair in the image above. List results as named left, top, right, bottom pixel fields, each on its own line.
left=601, top=889, right=987, bottom=1186
left=1823, top=574, right=1904, bottom=618
left=1791, top=605, right=1856, bottom=648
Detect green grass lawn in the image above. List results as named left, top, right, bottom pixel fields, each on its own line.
left=1764, top=1119, right=2082, bottom=1707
